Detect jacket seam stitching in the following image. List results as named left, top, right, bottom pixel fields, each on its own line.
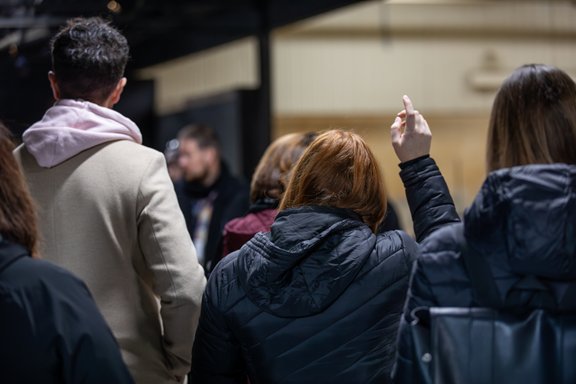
left=257, top=268, right=408, bottom=368
left=137, top=155, right=180, bottom=308
left=269, top=278, right=407, bottom=381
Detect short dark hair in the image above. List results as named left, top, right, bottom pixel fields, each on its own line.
left=51, top=17, right=129, bottom=103
left=487, top=64, right=576, bottom=172
left=177, top=124, right=221, bottom=155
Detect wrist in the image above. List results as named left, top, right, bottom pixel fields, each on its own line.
left=399, top=154, right=430, bottom=169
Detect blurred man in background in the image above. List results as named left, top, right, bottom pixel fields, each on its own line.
left=14, top=17, right=206, bottom=384
left=175, top=124, right=250, bottom=275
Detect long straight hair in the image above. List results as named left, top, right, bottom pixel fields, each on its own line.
left=487, top=64, right=576, bottom=172
left=279, top=130, right=386, bottom=233
left=0, top=124, right=39, bottom=257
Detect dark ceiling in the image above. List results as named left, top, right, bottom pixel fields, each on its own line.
left=0, top=0, right=367, bottom=137
left=0, top=0, right=367, bottom=69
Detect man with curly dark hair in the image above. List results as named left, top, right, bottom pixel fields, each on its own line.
left=14, top=17, right=206, bottom=384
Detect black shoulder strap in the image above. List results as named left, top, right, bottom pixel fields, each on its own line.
left=456, top=225, right=502, bottom=308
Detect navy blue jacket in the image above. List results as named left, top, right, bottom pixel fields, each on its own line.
left=0, top=238, right=134, bottom=384
left=392, top=164, right=576, bottom=383
left=191, top=157, right=459, bottom=384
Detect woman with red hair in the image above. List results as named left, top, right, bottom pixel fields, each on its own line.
left=191, top=97, right=459, bottom=384
left=0, top=124, right=134, bottom=384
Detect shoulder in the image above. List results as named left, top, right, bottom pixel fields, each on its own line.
left=419, top=223, right=463, bottom=264
left=210, top=251, right=242, bottom=286
left=2, top=256, right=89, bottom=298
left=225, top=210, right=274, bottom=235
left=367, top=230, right=420, bottom=277
left=203, top=250, right=243, bottom=307
left=13, top=144, right=37, bottom=171
left=375, top=230, right=419, bottom=260
left=98, top=141, right=163, bottom=165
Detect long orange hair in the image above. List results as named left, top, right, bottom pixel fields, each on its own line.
left=279, top=130, right=386, bottom=233
left=0, top=124, right=39, bottom=257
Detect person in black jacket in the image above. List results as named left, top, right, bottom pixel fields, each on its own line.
left=0, top=124, right=133, bottom=384
left=392, top=64, right=576, bottom=383
left=190, top=96, right=460, bottom=384
left=175, top=124, right=250, bottom=275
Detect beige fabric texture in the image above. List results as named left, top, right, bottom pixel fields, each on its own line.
left=14, top=140, right=207, bottom=384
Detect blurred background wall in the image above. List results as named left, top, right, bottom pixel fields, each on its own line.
left=138, top=0, right=576, bottom=232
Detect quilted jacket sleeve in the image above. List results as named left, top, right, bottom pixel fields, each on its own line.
left=190, top=262, right=247, bottom=384
left=400, top=157, right=460, bottom=242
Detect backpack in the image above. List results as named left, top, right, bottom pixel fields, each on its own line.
left=407, top=227, right=576, bottom=384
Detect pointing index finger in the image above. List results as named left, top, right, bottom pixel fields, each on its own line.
left=403, top=95, right=415, bottom=116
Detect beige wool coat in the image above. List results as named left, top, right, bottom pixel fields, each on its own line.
left=14, top=140, right=207, bottom=384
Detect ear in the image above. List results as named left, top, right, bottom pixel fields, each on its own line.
left=105, top=77, right=127, bottom=108
left=48, top=71, right=60, bottom=100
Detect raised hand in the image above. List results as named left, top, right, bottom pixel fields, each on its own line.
left=391, top=95, right=432, bottom=163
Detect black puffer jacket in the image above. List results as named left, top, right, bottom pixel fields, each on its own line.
left=191, top=157, right=459, bottom=384
left=392, top=164, right=576, bottom=383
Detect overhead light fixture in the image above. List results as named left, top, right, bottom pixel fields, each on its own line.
left=107, top=1, right=122, bottom=13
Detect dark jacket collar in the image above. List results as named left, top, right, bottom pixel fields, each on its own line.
left=183, top=161, right=232, bottom=199
left=0, top=235, right=31, bottom=273
left=237, top=206, right=374, bottom=317
left=270, top=206, right=363, bottom=250
left=465, top=163, right=576, bottom=280
left=248, top=198, right=278, bottom=214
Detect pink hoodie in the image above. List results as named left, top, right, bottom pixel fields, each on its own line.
left=22, top=99, right=142, bottom=168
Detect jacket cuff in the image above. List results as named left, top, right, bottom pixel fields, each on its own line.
left=398, top=154, right=430, bottom=170
left=399, top=156, right=439, bottom=187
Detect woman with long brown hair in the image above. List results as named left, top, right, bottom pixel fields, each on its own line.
left=393, top=64, right=576, bottom=383
left=191, top=97, right=459, bottom=383
left=0, top=124, right=134, bottom=383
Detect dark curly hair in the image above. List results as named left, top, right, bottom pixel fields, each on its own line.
left=51, top=17, right=129, bottom=103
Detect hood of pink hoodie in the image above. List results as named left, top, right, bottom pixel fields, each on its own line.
left=22, top=99, right=142, bottom=168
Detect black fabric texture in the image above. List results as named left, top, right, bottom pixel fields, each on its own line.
left=399, top=154, right=430, bottom=170
left=378, top=202, right=401, bottom=233
left=0, top=239, right=134, bottom=384
left=393, top=163, right=576, bottom=383
left=191, top=157, right=459, bottom=384
left=175, top=161, right=250, bottom=275
left=248, top=198, right=278, bottom=214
